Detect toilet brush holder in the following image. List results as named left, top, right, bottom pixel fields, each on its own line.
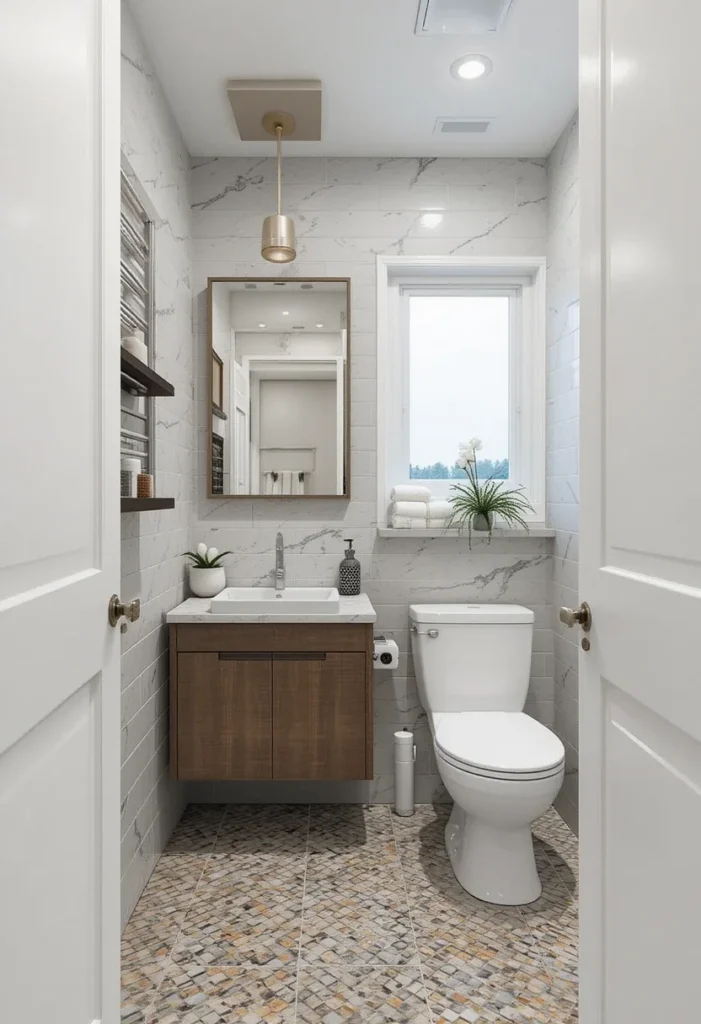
left=394, top=729, right=416, bottom=817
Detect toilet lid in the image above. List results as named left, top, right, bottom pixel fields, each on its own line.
left=434, top=712, right=565, bottom=775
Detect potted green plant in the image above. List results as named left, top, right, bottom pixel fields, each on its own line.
left=183, top=543, right=232, bottom=598
left=447, top=438, right=534, bottom=547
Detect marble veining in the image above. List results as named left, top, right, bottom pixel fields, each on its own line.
left=189, top=154, right=553, bottom=809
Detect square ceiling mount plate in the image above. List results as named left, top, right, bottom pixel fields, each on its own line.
left=415, top=0, right=513, bottom=35
left=227, top=79, right=322, bottom=141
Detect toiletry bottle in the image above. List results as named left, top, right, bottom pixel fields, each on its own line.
left=339, top=538, right=361, bottom=596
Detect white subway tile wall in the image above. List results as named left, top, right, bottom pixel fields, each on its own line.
left=189, top=154, right=554, bottom=808
left=546, top=114, right=580, bottom=832
left=119, top=6, right=194, bottom=926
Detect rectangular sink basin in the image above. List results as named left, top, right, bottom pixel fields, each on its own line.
left=209, top=586, right=341, bottom=616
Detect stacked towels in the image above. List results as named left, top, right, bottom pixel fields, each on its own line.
left=390, top=486, right=452, bottom=529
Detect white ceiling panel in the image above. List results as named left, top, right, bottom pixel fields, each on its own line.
left=128, top=0, right=577, bottom=157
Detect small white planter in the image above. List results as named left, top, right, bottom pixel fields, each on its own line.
left=189, top=566, right=226, bottom=598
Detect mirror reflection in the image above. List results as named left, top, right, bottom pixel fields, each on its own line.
left=209, top=278, right=349, bottom=497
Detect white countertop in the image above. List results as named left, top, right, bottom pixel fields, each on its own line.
left=166, top=592, right=377, bottom=624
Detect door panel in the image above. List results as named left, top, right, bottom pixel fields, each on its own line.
left=0, top=0, right=120, bottom=1021
left=273, top=653, right=367, bottom=779
left=177, top=653, right=273, bottom=780
left=580, top=0, right=701, bottom=1018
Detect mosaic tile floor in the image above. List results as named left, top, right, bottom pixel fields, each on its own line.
left=121, top=803, right=578, bottom=1023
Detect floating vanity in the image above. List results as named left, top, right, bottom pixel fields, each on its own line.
left=166, top=593, right=376, bottom=783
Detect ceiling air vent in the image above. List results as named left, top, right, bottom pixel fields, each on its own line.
left=244, top=282, right=257, bottom=289
left=435, top=117, right=492, bottom=134
left=415, top=0, right=513, bottom=35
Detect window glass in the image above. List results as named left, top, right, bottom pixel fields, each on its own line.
left=408, top=295, right=510, bottom=480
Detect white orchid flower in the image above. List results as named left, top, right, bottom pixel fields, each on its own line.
left=197, top=542, right=207, bottom=557
left=468, top=437, right=483, bottom=451
left=206, top=547, right=219, bottom=562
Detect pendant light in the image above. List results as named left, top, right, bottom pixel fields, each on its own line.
left=261, top=114, right=296, bottom=263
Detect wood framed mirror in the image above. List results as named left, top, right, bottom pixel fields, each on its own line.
left=207, top=277, right=350, bottom=498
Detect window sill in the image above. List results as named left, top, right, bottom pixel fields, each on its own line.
left=376, top=525, right=555, bottom=539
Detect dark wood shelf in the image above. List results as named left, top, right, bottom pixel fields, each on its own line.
left=121, top=497, right=175, bottom=513
left=121, top=349, right=175, bottom=397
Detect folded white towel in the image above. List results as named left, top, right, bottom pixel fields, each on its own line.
left=393, top=501, right=431, bottom=519
left=428, top=500, right=453, bottom=522
left=391, top=485, right=431, bottom=503
left=391, top=514, right=427, bottom=529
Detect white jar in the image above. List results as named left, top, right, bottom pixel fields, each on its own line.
left=189, top=566, right=225, bottom=598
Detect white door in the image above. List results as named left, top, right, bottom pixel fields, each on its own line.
left=579, top=1, right=701, bottom=1020
left=0, top=1, right=121, bottom=1022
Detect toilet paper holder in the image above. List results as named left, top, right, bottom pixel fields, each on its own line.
left=373, top=634, right=399, bottom=669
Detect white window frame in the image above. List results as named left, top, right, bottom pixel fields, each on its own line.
left=376, top=255, right=546, bottom=527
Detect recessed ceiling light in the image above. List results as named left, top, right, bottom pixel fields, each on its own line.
left=316, top=322, right=324, bottom=328
left=420, top=212, right=444, bottom=228
left=258, top=322, right=267, bottom=328
left=282, top=310, right=289, bottom=315
left=451, top=54, right=492, bottom=81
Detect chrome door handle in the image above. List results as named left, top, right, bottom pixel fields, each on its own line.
left=559, top=601, right=592, bottom=632
left=109, top=594, right=141, bottom=628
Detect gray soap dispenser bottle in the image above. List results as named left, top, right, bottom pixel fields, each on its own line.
left=339, top=538, right=361, bottom=596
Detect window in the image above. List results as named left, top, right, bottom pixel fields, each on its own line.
left=377, top=256, right=546, bottom=525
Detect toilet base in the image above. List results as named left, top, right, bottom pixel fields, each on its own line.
left=445, top=803, right=542, bottom=906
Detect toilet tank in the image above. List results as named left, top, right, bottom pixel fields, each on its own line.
left=409, top=604, right=534, bottom=712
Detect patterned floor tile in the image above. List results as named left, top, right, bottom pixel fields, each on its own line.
left=299, top=885, right=419, bottom=966
left=121, top=960, right=167, bottom=1022
left=174, top=883, right=303, bottom=967
left=199, top=853, right=306, bottom=891
left=391, top=804, right=452, bottom=845
left=307, top=804, right=394, bottom=852
left=121, top=802, right=578, bottom=1023
left=408, top=885, right=532, bottom=968
left=211, top=805, right=309, bottom=867
left=146, top=962, right=297, bottom=1023
left=163, top=805, right=227, bottom=855
left=121, top=911, right=183, bottom=968
left=296, top=966, right=430, bottom=1023
left=424, top=957, right=575, bottom=1024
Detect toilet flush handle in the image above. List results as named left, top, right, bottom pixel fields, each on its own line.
left=411, top=626, right=439, bottom=638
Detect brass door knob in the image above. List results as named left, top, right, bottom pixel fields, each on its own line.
left=109, top=594, right=141, bottom=628
left=559, top=601, right=592, bottom=632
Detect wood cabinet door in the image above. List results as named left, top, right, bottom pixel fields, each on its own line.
left=273, top=653, right=367, bottom=780
left=177, top=653, right=272, bottom=780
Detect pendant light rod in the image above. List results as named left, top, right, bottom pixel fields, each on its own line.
left=276, top=124, right=283, bottom=215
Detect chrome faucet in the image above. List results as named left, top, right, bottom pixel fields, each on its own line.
left=275, top=532, right=285, bottom=591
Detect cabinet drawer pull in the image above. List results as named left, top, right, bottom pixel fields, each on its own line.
left=273, top=652, right=327, bottom=661
left=218, top=652, right=272, bottom=661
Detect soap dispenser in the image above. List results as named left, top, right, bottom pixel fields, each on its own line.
left=339, top=538, right=361, bottom=596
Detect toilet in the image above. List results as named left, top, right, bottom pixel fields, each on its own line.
left=410, top=603, right=565, bottom=905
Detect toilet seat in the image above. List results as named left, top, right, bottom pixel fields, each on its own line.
left=433, top=711, right=565, bottom=781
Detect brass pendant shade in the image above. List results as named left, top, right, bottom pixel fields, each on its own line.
left=261, top=120, right=296, bottom=263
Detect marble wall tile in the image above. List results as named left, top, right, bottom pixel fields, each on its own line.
left=546, top=114, right=579, bottom=834
left=189, top=154, right=553, bottom=810
left=120, top=5, right=194, bottom=927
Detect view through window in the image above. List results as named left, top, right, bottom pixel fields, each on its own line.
left=409, top=294, right=510, bottom=480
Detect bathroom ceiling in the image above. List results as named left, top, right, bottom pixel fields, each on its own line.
left=127, top=0, right=578, bottom=158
